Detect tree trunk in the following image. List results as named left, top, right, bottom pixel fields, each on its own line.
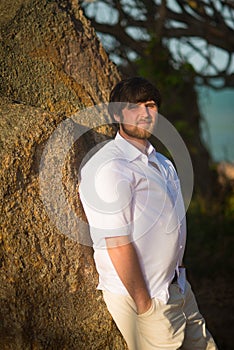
left=0, top=0, right=127, bottom=349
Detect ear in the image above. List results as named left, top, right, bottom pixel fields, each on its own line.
left=113, top=113, right=121, bottom=122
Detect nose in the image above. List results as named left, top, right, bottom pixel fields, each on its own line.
left=139, top=105, right=151, bottom=118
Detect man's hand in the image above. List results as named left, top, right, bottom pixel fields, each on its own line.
left=137, top=297, right=153, bottom=315
left=105, top=235, right=152, bottom=315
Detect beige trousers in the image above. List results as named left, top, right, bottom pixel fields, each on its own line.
left=103, top=281, right=218, bottom=350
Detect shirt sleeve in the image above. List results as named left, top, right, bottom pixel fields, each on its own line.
left=79, top=159, right=133, bottom=248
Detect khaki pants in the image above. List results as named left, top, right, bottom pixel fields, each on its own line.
left=103, top=281, right=218, bottom=350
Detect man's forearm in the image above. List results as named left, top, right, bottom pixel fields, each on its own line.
left=106, top=236, right=152, bottom=314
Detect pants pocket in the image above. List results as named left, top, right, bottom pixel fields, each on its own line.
left=138, top=298, right=156, bottom=318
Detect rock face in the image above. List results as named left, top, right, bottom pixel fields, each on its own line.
left=0, top=0, right=127, bottom=349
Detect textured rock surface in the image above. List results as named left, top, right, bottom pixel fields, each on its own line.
left=0, top=0, right=119, bottom=113
left=0, top=0, right=127, bottom=349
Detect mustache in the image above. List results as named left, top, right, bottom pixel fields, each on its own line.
left=137, top=117, right=153, bottom=123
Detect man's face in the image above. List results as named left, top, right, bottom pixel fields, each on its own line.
left=117, top=101, right=158, bottom=141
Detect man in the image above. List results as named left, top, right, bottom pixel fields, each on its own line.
left=79, top=77, right=218, bottom=349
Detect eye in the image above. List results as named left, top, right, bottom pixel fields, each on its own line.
left=145, top=103, right=157, bottom=109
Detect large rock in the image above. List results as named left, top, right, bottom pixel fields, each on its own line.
left=0, top=0, right=119, bottom=113
left=0, top=0, right=127, bottom=349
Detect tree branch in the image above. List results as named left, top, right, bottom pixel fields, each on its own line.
left=81, top=0, right=234, bottom=88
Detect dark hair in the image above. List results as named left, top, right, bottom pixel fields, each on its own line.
left=108, top=77, right=161, bottom=119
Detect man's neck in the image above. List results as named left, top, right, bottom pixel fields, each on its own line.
left=118, top=130, right=149, bottom=155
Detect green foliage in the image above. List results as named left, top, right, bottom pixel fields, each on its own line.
left=174, top=120, right=195, bottom=138
left=224, top=193, right=234, bottom=219
left=185, top=192, right=234, bottom=279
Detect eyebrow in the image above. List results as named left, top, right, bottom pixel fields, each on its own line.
left=144, top=102, right=157, bottom=106
left=127, top=101, right=157, bottom=108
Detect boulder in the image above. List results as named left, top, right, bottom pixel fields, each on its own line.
left=0, top=0, right=127, bottom=348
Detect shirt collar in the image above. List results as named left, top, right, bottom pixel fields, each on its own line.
left=114, top=132, right=156, bottom=163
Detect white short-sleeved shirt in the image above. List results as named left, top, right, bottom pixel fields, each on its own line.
left=79, top=133, right=186, bottom=303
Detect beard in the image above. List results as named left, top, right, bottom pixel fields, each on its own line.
left=120, top=122, right=153, bottom=140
